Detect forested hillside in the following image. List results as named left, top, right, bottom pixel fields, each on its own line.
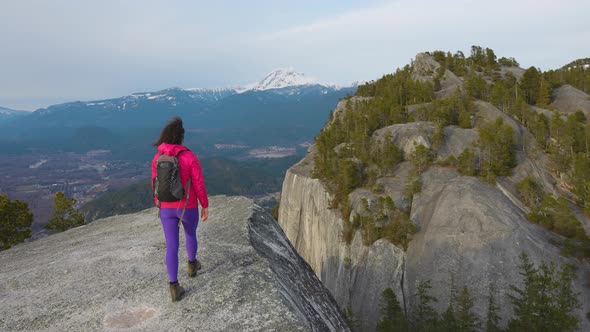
left=278, top=46, right=590, bottom=331
left=312, top=46, right=590, bottom=256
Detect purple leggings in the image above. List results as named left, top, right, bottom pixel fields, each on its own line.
left=160, top=208, right=199, bottom=282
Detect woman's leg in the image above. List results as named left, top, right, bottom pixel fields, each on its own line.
left=181, top=208, right=199, bottom=262
left=160, top=208, right=180, bottom=282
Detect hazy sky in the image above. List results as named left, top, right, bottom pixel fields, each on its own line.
left=1, top=0, right=589, bottom=110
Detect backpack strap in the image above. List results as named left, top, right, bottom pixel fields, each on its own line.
left=179, top=178, right=191, bottom=224
left=167, top=148, right=191, bottom=224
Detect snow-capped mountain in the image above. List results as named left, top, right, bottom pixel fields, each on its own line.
left=243, top=69, right=317, bottom=91
left=35, top=87, right=238, bottom=116
left=9, top=68, right=356, bottom=129
left=32, top=68, right=350, bottom=117
left=240, top=68, right=343, bottom=93
left=36, top=69, right=339, bottom=115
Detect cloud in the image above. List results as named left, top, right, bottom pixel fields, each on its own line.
left=0, top=0, right=589, bottom=109
left=249, top=0, right=590, bottom=83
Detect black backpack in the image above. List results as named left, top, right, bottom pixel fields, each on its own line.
left=153, top=151, right=192, bottom=219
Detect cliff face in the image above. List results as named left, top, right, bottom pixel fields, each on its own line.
left=279, top=158, right=406, bottom=332
left=406, top=168, right=590, bottom=324
left=280, top=161, right=590, bottom=331
left=278, top=96, right=590, bottom=331
left=0, top=195, right=349, bottom=332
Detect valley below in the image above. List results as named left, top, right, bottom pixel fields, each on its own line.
left=1, top=143, right=302, bottom=234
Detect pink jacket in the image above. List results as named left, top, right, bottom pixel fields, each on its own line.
left=151, top=143, right=209, bottom=209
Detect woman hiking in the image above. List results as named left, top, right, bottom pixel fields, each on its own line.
left=151, top=116, right=209, bottom=302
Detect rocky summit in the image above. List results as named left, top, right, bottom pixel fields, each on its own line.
left=279, top=51, right=590, bottom=331
left=0, top=195, right=349, bottom=332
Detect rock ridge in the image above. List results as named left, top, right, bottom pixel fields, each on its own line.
left=0, top=195, right=349, bottom=332
left=278, top=97, right=590, bottom=331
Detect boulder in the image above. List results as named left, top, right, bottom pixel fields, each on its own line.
left=551, top=84, right=590, bottom=119
left=373, top=122, right=435, bottom=157
left=412, top=53, right=441, bottom=82
left=436, top=125, right=479, bottom=161
left=435, top=69, right=463, bottom=98
left=500, top=66, right=525, bottom=81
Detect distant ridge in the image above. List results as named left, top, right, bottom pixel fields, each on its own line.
left=24, top=68, right=351, bottom=115
left=0, top=106, right=28, bottom=119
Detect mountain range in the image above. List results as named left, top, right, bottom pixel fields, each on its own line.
left=0, top=69, right=356, bottom=157
left=2, top=69, right=352, bottom=126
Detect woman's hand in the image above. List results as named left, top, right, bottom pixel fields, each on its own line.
left=201, top=208, right=209, bottom=222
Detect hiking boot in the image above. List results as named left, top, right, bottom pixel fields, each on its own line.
left=169, top=281, right=185, bottom=302
left=188, top=259, right=202, bottom=278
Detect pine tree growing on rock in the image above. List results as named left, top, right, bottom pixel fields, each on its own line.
left=376, top=287, right=408, bottom=332
left=456, top=287, right=480, bottom=332
left=485, top=283, right=501, bottom=332
left=440, top=275, right=458, bottom=332
left=410, top=144, right=432, bottom=175
left=457, top=148, right=477, bottom=176
left=0, top=194, right=33, bottom=249
left=508, top=252, right=580, bottom=332
left=45, top=192, right=85, bottom=232
left=412, top=280, right=439, bottom=332
left=536, top=77, right=552, bottom=109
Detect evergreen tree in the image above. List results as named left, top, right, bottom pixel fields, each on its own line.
left=0, top=194, right=33, bottom=249
left=508, top=252, right=580, bottom=332
left=376, top=287, right=408, bottom=332
left=440, top=274, right=458, bottom=332
left=536, top=77, right=552, bottom=109
left=548, top=112, right=572, bottom=175
left=440, top=306, right=458, bottom=332
left=465, top=73, right=489, bottom=100
left=507, top=252, right=538, bottom=331
left=486, top=283, right=502, bottom=332
left=433, top=76, right=442, bottom=92
left=490, top=80, right=511, bottom=112
left=45, top=192, right=85, bottom=232
left=431, top=126, right=445, bottom=151
left=572, top=153, right=590, bottom=212
left=553, top=265, right=581, bottom=330
left=527, top=194, right=588, bottom=241
left=520, top=67, right=541, bottom=105
left=516, top=177, right=543, bottom=209
left=485, top=48, right=498, bottom=71
left=478, top=118, right=516, bottom=181
left=457, top=148, right=477, bottom=176
left=343, top=306, right=362, bottom=330
left=456, top=287, right=480, bottom=332
left=413, top=280, right=439, bottom=332
left=526, top=111, right=549, bottom=149
left=470, top=45, right=485, bottom=68
left=410, top=144, right=432, bottom=175
left=378, top=133, right=403, bottom=172
left=498, top=57, right=519, bottom=67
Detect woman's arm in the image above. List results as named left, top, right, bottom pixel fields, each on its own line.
left=191, top=154, right=209, bottom=220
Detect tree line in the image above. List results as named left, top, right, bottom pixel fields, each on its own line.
left=313, top=46, right=521, bottom=248
left=315, top=45, right=589, bottom=256
left=373, top=252, right=582, bottom=332
left=1, top=192, right=85, bottom=249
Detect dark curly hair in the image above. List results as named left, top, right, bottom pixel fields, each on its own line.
left=153, top=116, right=185, bottom=147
